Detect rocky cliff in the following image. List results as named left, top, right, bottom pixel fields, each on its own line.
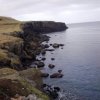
left=0, top=17, right=68, bottom=70
left=21, top=21, right=68, bottom=33
left=0, top=17, right=68, bottom=100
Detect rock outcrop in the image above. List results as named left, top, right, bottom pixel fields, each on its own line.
left=21, top=21, right=68, bottom=33
left=0, top=17, right=67, bottom=100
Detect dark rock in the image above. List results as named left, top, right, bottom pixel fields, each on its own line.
left=51, top=58, right=55, bottom=60
left=45, top=49, right=55, bottom=51
left=50, top=44, right=52, bottom=46
left=52, top=43, right=60, bottom=48
left=58, top=70, right=62, bottom=73
left=41, top=44, right=49, bottom=49
left=52, top=43, right=64, bottom=48
left=44, top=44, right=49, bottom=48
left=50, top=73, right=63, bottom=78
left=54, top=87, right=60, bottom=92
left=59, top=44, right=64, bottom=46
left=41, top=73, right=49, bottom=78
left=42, top=84, right=61, bottom=99
left=21, top=21, right=68, bottom=34
left=41, top=57, right=46, bottom=61
left=48, top=64, right=55, bottom=69
left=41, top=50, right=46, bottom=55
left=34, top=61, right=45, bottom=68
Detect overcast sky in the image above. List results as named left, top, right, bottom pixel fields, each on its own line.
left=0, top=0, right=100, bottom=23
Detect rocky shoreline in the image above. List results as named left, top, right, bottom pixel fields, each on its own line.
left=0, top=17, right=68, bottom=100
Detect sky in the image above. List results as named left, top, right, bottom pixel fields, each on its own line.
left=0, top=0, right=100, bottom=23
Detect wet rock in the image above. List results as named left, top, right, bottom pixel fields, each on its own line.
left=52, top=43, right=64, bottom=48
left=50, top=44, right=52, bottom=46
left=41, top=50, right=46, bottom=55
left=41, top=57, right=46, bottom=61
left=44, top=44, right=49, bottom=48
left=48, top=64, right=55, bottom=69
left=52, top=43, right=60, bottom=48
left=41, top=44, right=49, bottom=49
left=45, top=49, right=55, bottom=51
left=35, top=61, right=45, bottom=68
left=51, top=58, right=55, bottom=60
left=58, top=70, right=62, bottom=73
left=42, top=84, right=61, bottom=99
left=41, top=73, right=49, bottom=78
left=59, top=44, right=64, bottom=46
left=50, top=73, right=63, bottom=78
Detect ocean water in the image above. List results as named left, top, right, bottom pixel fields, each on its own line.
left=38, top=22, right=100, bottom=100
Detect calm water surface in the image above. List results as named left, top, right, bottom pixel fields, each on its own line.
left=38, top=22, right=100, bottom=100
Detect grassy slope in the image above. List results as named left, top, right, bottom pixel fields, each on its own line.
left=0, top=16, right=22, bottom=33
left=0, top=16, right=22, bottom=43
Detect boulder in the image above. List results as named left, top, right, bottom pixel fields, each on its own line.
left=41, top=50, right=46, bottom=55
left=34, top=61, right=45, bottom=68
left=44, top=44, right=49, bottom=48
left=51, top=58, right=55, bottom=60
left=41, top=58, right=46, bottom=61
left=48, top=64, right=55, bottom=69
left=52, top=43, right=60, bottom=48
left=50, top=73, right=63, bottom=78
left=58, top=70, right=62, bottom=73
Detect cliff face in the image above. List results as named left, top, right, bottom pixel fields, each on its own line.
left=21, top=21, right=68, bottom=33
left=0, top=17, right=68, bottom=100
left=0, top=17, right=68, bottom=70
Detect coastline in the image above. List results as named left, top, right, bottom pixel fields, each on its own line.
left=0, top=17, right=67, bottom=99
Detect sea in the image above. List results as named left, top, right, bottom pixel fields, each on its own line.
left=37, top=22, right=100, bottom=100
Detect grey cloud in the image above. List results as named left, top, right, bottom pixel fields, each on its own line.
left=0, top=0, right=100, bottom=23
